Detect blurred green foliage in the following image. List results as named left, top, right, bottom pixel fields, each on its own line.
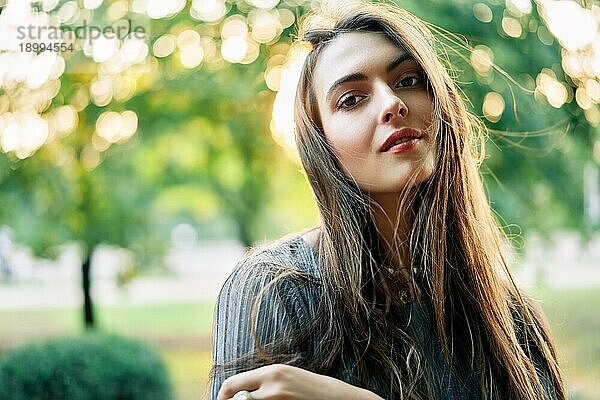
left=0, top=333, right=172, bottom=400
left=0, top=0, right=596, bottom=254
left=0, top=0, right=598, bottom=325
left=401, top=0, right=598, bottom=238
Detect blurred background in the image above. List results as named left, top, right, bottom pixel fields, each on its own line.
left=0, top=0, right=598, bottom=398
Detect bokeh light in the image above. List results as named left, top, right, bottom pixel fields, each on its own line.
left=42, top=0, right=61, bottom=12
left=51, top=105, right=79, bottom=137
left=482, top=92, right=505, bottom=123
left=576, top=87, right=593, bottom=110
left=113, top=76, right=137, bottom=102
left=95, top=110, right=138, bottom=144
left=59, top=1, right=79, bottom=24
left=177, top=30, right=202, bottom=50
left=153, top=34, right=177, bottom=58
left=222, top=15, right=249, bottom=38
left=81, top=145, right=101, bottom=170
left=248, top=0, right=280, bottom=9
left=92, top=35, right=119, bottom=63
left=170, top=223, right=198, bottom=250
left=190, top=0, right=228, bottom=22
left=501, top=16, right=522, bottom=38
left=506, top=0, right=532, bottom=16
left=106, top=0, right=129, bottom=21
left=221, top=36, right=248, bottom=63
left=536, top=68, right=569, bottom=109
left=271, top=42, right=311, bottom=160
left=249, top=9, right=282, bottom=43
left=83, top=0, right=103, bottom=11
left=536, top=1, right=600, bottom=112
left=239, top=38, right=260, bottom=64
left=146, top=0, right=186, bottom=19
left=586, top=79, right=600, bottom=102
left=90, top=77, right=114, bottom=107
left=473, top=3, right=493, bottom=23
left=278, top=8, right=295, bottom=28
left=539, top=0, right=597, bottom=52
left=180, top=45, right=205, bottom=68
left=177, top=30, right=206, bottom=68
left=0, top=112, right=50, bottom=159
left=265, top=65, right=282, bottom=91
left=120, top=36, right=149, bottom=64
left=130, top=0, right=147, bottom=14
left=470, top=45, right=494, bottom=76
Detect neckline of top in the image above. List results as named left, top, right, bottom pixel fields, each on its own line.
left=292, top=233, right=431, bottom=308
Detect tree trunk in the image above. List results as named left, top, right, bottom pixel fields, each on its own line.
left=82, top=252, right=95, bottom=329
left=238, top=220, right=253, bottom=248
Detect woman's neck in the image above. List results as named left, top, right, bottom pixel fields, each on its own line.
left=370, top=192, right=424, bottom=303
left=370, top=192, right=414, bottom=273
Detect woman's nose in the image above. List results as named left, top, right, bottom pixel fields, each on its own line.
left=378, top=86, right=408, bottom=124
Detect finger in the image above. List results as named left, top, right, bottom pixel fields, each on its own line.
left=225, top=389, right=261, bottom=400
left=217, top=368, right=267, bottom=400
left=244, top=386, right=272, bottom=400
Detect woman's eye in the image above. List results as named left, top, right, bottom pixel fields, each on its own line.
left=338, top=94, right=365, bottom=110
left=397, top=74, right=423, bottom=88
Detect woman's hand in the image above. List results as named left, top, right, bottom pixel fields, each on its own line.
left=217, top=364, right=384, bottom=400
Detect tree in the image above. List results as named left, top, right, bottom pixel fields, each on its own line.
left=402, top=0, right=599, bottom=236
left=0, top=0, right=312, bottom=328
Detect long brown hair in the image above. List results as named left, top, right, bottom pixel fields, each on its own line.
left=211, top=2, right=566, bottom=399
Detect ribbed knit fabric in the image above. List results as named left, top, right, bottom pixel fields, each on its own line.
left=210, top=235, right=557, bottom=400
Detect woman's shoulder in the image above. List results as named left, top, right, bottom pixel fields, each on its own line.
left=219, top=227, right=322, bottom=297
left=234, top=227, right=321, bottom=278
left=215, top=228, right=323, bottom=324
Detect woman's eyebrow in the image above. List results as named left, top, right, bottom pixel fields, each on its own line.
left=325, top=72, right=368, bottom=103
left=387, top=53, right=414, bottom=72
left=325, top=53, right=416, bottom=103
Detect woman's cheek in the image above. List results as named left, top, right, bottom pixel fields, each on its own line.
left=326, top=119, right=368, bottom=156
left=417, top=95, right=435, bottom=127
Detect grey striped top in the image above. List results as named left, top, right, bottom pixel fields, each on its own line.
left=210, top=235, right=557, bottom=399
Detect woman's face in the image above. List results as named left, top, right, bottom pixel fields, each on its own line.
left=313, top=31, right=436, bottom=194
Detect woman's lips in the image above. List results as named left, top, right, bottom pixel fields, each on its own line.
left=386, top=137, right=421, bottom=153
left=379, top=128, right=423, bottom=152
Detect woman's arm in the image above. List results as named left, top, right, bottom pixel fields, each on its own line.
left=210, top=251, right=384, bottom=400
left=210, top=252, right=316, bottom=398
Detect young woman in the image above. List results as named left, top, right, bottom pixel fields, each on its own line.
left=209, top=2, right=566, bottom=399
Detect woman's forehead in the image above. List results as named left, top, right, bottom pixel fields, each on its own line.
left=317, top=31, right=406, bottom=67
left=313, top=31, right=410, bottom=98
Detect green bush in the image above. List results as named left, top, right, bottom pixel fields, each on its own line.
left=0, top=333, right=172, bottom=400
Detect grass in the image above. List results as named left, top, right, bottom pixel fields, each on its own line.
left=160, top=347, right=213, bottom=400
left=0, top=289, right=598, bottom=399
left=530, top=287, right=600, bottom=399
left=97, top=302, right=215, bottom=338
left=0, top=302, right=215, bottom=347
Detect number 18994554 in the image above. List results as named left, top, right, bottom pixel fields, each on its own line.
left=19, top=42, right=74, bottom=53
